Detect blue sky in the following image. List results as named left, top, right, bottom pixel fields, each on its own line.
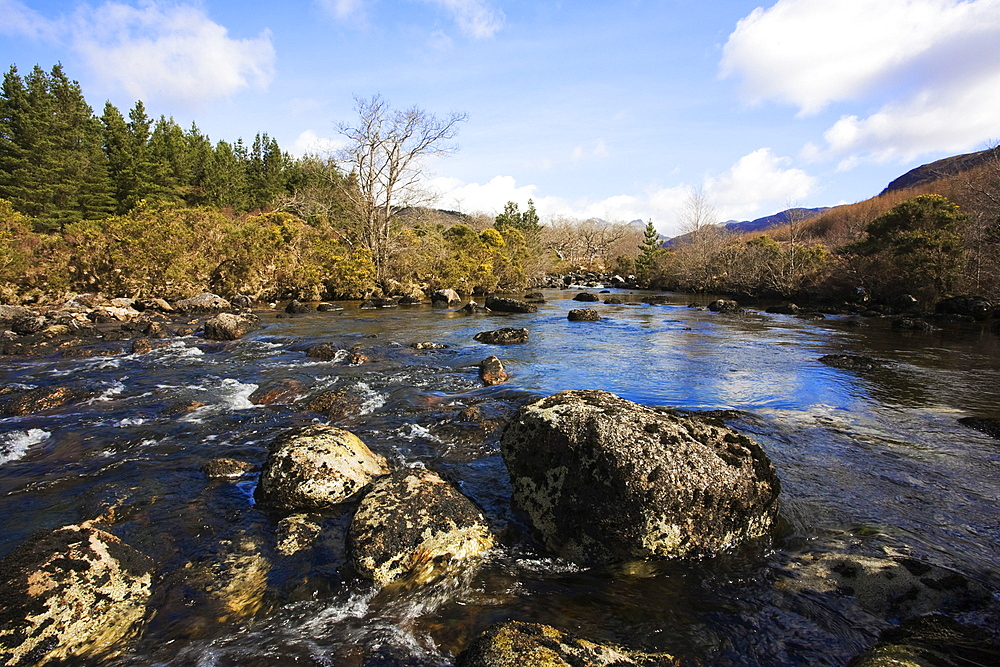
left=3, top=0, right=999, bottom=235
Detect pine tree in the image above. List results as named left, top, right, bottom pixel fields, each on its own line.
left=635, top=219, right=662, bottom=281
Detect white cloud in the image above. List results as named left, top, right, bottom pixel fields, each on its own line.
left=704, top=148, right=818, bottom=221
left=423, top=0, right=504, bottom=38
left=320, top=0, right=503, bottom=38
left=429, top=148, right=816, bottom=236
left=70, top=2, right=275, bottom=106
left=0, top=0, right=57, bottom=39
left=290, top=130, right=346, bottom=157
left=722, top=0, right=1000, bottom=166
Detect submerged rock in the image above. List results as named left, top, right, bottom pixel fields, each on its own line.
left=348, top=467, right=494, bottom=585
left=484, top=296, right=538, bottom=313
left=479, top=356, right=508, bottom=386
left=474, top=327, right=529, bottom=345
left=958, top=416, right=1000, bottom=440
left=849, top=615, right=1000, bottom=667
left=203, top=312, right=258, bottom=341
left=500, top=390, right=780, bottom=565
left=567, top=308, right=601, bottom=322
left=819, top=354, right=885, bottom=371
left=0, top=524, right=154, bottom=666
left=255, top=424, right=390, bottom=510
left=276, top=514, right=322, bottom=556
left=776, top=550, right=993, bottom=620
left=202, top=458, right=258, bottom=479
left=456, top=620, right=678, bottom=667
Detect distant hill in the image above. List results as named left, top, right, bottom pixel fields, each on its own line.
left=881, top=146, right=999, bottom=194
left=723, top=207, right=831, bottom=234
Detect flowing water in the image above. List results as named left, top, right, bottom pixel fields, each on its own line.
left=1, top=290, right=998, bottom=665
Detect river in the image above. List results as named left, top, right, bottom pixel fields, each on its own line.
left=1, top=289, right=998, bottom=665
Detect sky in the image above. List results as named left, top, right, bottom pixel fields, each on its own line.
left=2, top=0, right=999, bottom=236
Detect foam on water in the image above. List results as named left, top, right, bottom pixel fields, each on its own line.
left=0, top=428, right=51, bottom=464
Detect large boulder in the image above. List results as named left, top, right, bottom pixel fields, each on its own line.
left=431, top=289, right=462, bottom=306
left=255, top=425, right=390, bottom=510
left=474, top=327, right=529, bottom=345
left=348, top=467, right=495, bottom=585
left=174, top=292, right=231, bottom=313
left=0, top=524, right=154, bottom=666
left=457, top=620, right=677, bottom=667
left=484, top=296, right=538, bottom=313
left=500, top=390, right=780, bottom=565
left=203, top=313, right=258, bottom=341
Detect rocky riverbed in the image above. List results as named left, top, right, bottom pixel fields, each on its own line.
left=1, top=288, right=999, bottom=666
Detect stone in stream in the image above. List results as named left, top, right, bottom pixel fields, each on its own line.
left=708, top=299, right=741, bottom=313
left=431, top=289, right=462, bottom=306
left=0, top=384, right=93, bottom=416
left=567, top=308, right=601, bottom=322
left=348, top=467, right=495, bottom=585
left=203, top=312, right=258, bottom=341
left=500, top=390, right=780, bottom=565
left=479, top=356, right=508, bottom=385
left=819, top=354, right=885, bottom=371
left=474, top=327, right=529, bottom=345
left=255, top=424, right=390, bottom=510
left=174, top=292, right=231, bottom=313
left=572, top=292, right=600, bottom=302
left=0, top=524, right=154, bottom=666
left=958, top=416, right=1000, bottom=440
left=456, top=620, right=678, bottom=667
left=484, top=296, right=538, bottom=313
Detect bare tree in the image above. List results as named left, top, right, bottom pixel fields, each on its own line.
left=675, top=187, right=728, bottom=290
left=335, top=94, right=467, bottom=281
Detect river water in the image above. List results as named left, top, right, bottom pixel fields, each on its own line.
left=1, top=289, right=998, bottom=665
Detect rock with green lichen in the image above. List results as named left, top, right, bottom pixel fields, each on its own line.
left=348, top=467, right=494, bottom=585
left=0, top=524, right=154, bottom=666
left=456, top=620, right=678, bottom=667
left=255, top=424, right=390, bottom=510
left=500, top=390, right=780, bottom=565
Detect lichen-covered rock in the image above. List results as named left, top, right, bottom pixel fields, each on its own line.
left=456, top=620, right=678, bottom=667
left=474, top=327, right=529, bottom=345
left=203, top=312, right=257, bottom=341
left=348, top=467, right=495, bottom=585
left=500, top=390, right=780, bottom=565
left=567, top=308, right=601, bottom=322
left=0, top=524, right=154, bottom=666
left=174, top=292, right=231, bottom=313
left=479, top=356, right=508, bottom=386
left=0, top=384, right=93, bottom=416
left=484, top=296, right=538, bottom=313
left=255, top=424, right=390, bottom=510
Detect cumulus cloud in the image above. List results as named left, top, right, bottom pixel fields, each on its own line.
left=69, top=2, right=275, bottom=106
left=429, top=148, right=816, bottom=236
left=722, top=0, right=1000, bottom=166
left=704, top=148, right=817, bottom=221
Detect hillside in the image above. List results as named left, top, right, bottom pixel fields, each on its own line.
left=881, top=146, right=1000, bottom=194
left=724, top=207, right=831, bottom=234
